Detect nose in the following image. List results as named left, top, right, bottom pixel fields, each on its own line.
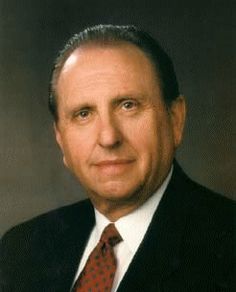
left=97, top=113, right=122, bottom=149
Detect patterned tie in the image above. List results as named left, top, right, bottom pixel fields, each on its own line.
left=73, top=223, right=122, bottom=292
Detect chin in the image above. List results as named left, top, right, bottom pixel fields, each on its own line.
left=91, top=181, right=145, bottom=202
left=99, top=189, right=132, bottom=201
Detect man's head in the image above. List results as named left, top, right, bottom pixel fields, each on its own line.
left=51, top=25, right=186, bottom=220
left=49, top=25, right=180, bottom=121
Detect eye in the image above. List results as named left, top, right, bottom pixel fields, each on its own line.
left=121, top=100, right=137, bottom=110
left=74, top=108, right=91, bottom=120
left=79, top=110, right=89, bottom=118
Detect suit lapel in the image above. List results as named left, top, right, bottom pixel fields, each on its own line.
left=117, top=163, right=193, bottom=291
left=44, top=163, right=192, bottom=291
left=43, top=200, right=96, bottom=291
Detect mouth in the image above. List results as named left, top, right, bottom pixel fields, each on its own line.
left=95, top=159, right=135, bottom=166
left=93, top=159, right=135, bottom=175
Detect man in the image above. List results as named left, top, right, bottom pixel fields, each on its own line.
left=1, top=25, right=235, bottom=291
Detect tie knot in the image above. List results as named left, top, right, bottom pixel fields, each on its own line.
left=99, top=223, right=122, bottom=247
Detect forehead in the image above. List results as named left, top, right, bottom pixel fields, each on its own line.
left=56, top=43, right=162, bottom=101
left=62, top=42, right=157, bottom=77
left=63, top=41, right=153, bottom=68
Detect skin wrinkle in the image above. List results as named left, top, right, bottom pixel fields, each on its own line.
left=54, top=43, right=186, bottom=221
left=53, top=42, right=163, bottom=113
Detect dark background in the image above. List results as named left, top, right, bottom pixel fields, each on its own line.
left=0, top=0, right=235, bottom=236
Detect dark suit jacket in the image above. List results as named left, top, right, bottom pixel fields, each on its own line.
left=1, top=163, right=235, bottom=291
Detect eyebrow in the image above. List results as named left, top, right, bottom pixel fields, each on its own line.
left=111, top=94, right=147, bottom=104
left=65, top=93, right=147, bottom=117
left=65, top=103, right=94, bottom=118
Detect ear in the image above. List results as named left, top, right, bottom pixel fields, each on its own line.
left=53, top=122, right=69, bottom=168
left=169, top=95, right=186, bottom=148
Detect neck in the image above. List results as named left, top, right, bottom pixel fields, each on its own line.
left=88, top=184, right=156, bottom=221
left=88, top=166, right=173, bottom=221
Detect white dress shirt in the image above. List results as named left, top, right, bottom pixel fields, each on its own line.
left=73, top=167, right=172, bottom=291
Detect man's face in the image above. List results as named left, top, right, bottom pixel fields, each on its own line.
left=55, top=43, right=185, bottom=212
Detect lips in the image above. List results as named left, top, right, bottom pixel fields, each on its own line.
left=94, top=159, right=135, bottom=166
left=93, top=159, right=135, bottom=175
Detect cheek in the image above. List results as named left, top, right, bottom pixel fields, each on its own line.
left=62, top=129, right=95, bottom=166
left=124, top=116, right=160, bottom=161
left=129, top=114, right=173, bottom=160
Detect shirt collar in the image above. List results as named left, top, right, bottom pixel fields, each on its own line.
left=94, top=166, right=173, bottom=254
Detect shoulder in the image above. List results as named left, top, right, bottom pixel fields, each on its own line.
left=1, top=199, right=94, bottom=257
left=186, top=186, right=235, bottom=288
left=172, top=161, right=235, bottom=223
left=185, top=174, right=235, bottom=230
left=165, top=163, right=235, bottom=288
left=169, top=162, right=235, bottom=250
left=184, top=180, right=235, bottom=242
left=0, top=200, right=95, bottom=290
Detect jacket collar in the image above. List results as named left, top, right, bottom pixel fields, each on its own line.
left=117, top=162, right=193, bottom=291
left=55, top=162, right=192, bottom=291
left=51, top=200, right=96, bottom=291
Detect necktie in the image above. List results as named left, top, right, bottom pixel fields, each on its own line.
left=74, top=223, right=122, bottom=292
